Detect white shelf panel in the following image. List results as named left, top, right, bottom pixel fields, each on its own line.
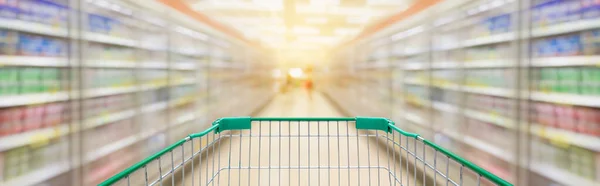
left=431, top=61, right=459, bottom=69
left=532, top=19, right=600, bottom=37
left=531, top=162, right=599, bottom=186
left=403, top=78, right=428, bottom=86
left=0, top=92, right=70, bottom=108
left=0, top=124, right=69, bottom=151
left=84, top=32, right=137, bottom=47
left=463, top=60, right=515, bottom=68
left=84, top=125, right=169, bottom=165
left=432, top=101, right=458, bottom=113
left=404, top=112, right=426, bottom=126
left=172, top=78, right=196, bottom=86
left=443, top=131, right=514, bottom=163
left=84, top=60, right=136, bottom=68
left=530, top=92, right=600, bottom=108
left=464, top=109, right=516, bottom=129
left=141, top=101, right=168, bottom=113
left=139, top=62, right=168, bottom=69
left=172, top=63, right=197, bottom=70
left=464, top=136, right=514, bottom=162
left=530, top=124, right=600, bottom=152
left=462, top=86, right=514, bottom=98
left=84, top=135, right=138, bottom=164
left=83, top=109, right=136, bottom=130
left=402, top=62, right=427, bottom=70
left=462, top=32, right=514, bottom=47
left=530, top=56, right=600, bottom=67
left=0, top=18, right=68, bottom=37
left=173, top=113, right=196, bottom=126
left=0, top=162, right=70, bottom=186
left=83, top=86, right=138, bottom=98
left=0, top=56, right=68, bottom=67
left=433, top=82, right=460, bottom=91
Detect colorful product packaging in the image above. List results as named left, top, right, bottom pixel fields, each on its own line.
left=0, top=0, right=18, bottom=19
left=0, top=29, right=18, bottom=55
left=582, top=0, right=600, bottom=19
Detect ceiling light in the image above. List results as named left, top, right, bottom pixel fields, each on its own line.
left=292, top=27, right=320, bottom=35
left=305, top=17, right=328, bottom=24
left=310, top=0, right=339, bottom=6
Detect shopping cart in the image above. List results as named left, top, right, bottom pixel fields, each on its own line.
left=99, top=117, right=512, bottom=186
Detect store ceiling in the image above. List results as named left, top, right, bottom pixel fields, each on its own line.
left=185, top=0, right=413, bottom=51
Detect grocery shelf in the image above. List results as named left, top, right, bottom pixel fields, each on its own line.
left=84, top=60, right=137, bottom=68
left=0, top=56, right=69, bottom=67
left=84, top=32, right=137, bottom=47
left=173, top=113, right=197, bottom=126
left=0, top=124, right=69, bottom=151
left=0, top=92, right=70, bottom=108
left=532, top=19, right=600, bottom=38
left=172, top=78, right=196, bottom=86
left=530, top=162, right=599, bottom=186
left=0, top=18, right=68, bottom=37
left=139, top=61, right=168, bottom=69
left=431, top=61, right=459, bottom=69
left=462, top=32, right=514, bottom=47
left=464, top=136, right=514, bottom=162
left=82, top=109, right=136, bottom=130
left=0, top=162, right=70, bottom=186
left=83, top=86, right=138, bottom=98
left=442, top=130, right=515, bottom=163
left=403, top=112, right=427, bottom=126
left=432, top=101, right=458, bottom=113
left=462, top=86, right=514, bottom=98
left=171, top=63, right=197, bottom=70
left=530, top=92, right=600, bottom=108
left=432, top=82, right=461, bottom=91
left=401, top=62, right=427, bottom=70
left=463, top=60, right=515, bottom=68
left=464, top=109, right=516, bottom=129
left=141, top=101, right=168, bottom=113
left=530, top=124, right=600, bottom=152
left=529, top=56, right=600, bottom=67
left=403, top=78, right=428, bottom=86
left=84, top=135, right=139, bottom=164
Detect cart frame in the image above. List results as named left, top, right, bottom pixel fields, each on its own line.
left=99, top=117, right=512, bottom=186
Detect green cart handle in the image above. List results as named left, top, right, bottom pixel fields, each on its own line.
left=99, top=117, right=512, bottom=186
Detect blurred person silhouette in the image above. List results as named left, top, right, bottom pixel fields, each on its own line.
left=304, top=67, right=314, bottom=100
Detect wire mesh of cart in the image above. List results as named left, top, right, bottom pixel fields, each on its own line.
left=99, top=117, right=512, bottom=186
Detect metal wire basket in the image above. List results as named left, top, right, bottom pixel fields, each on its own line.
left=99, top=117, right=512, bottom=186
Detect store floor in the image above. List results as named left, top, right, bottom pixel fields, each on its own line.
left=179, top=89, right=419, bottom=186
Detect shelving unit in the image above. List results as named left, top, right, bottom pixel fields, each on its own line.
left=326, top=0, right=600, bottom=185
left=0, top=0, right=273, bottom=185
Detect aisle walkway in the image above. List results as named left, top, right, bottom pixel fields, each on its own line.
left=256, top=89, right=343, bottom=117
left=181, top=89, right=417, bottom=186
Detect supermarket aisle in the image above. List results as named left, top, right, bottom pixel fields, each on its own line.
left=179, top=89, right=419, bottom=186
left=256, top=88, right=343, bottom=117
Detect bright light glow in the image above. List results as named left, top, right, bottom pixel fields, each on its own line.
left=391, top=26, right=424, bottom=41
left=288, top=68, right=304, bottom=78
left=334, top=28, right=360, bottom=35
left=296, top=36, right=339, bottom=44
left=347, top=16, right=370, bottom=24
left=174, top=26, right=208, bottom=41
left=310, top=0, right=339, bottom=6
left=305, top=17, right=328, bottom=24
left=292, top=26, right=320, bottom=35
left=272, top=69, right=282, bottom=78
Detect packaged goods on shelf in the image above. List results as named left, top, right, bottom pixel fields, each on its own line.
left=532, top=102, right=600, bottom=137
left=532, top=137, right=600, bottom=181
left=1, top=137, right=67, bottom=182
left=88, top=43, right=134, bottom=60
left=535, top=67, right=600, bottom=95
